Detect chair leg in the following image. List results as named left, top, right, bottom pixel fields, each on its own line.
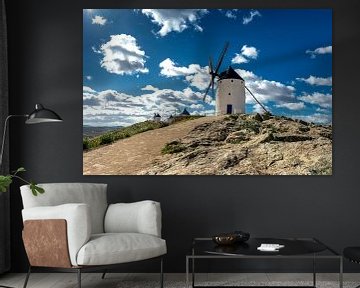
left=23, top=266, right=31, bottom=288
left=160, top=257, right=164, bottom=288
left=101, top=270, right=107, bottom=279
left=77, top=269, right=81, bottom=288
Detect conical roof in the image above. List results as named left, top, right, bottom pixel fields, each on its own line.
left=218, top=66, right=244, bottom=81
left=180, top=108, right=190, bottom=115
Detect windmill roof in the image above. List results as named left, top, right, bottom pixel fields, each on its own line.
left=180, top=108, right=190, bottom=115
left=219, top=66, right=244, bottom=81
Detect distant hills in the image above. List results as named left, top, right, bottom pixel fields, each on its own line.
left=83, top=126, right=122, bottom=138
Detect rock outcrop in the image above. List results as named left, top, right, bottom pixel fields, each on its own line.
left=139, top=114, right=332, bottom=175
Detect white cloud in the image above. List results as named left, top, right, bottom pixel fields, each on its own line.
left=98, top=34, right=149, bottom=75
left=83, top=97, right=101, bottom=106
left=231, top=45, right=259, bottom=64
left=141, top=9, right=208, bottom=37
left=159, top=58, right=198, bottom=76
left=291, top=113, right=332, bottom=125
left=275, top=102, right=305, bottom=110
left=190, top=103, right=204, bottom=109
left=252, top=103, right=271, bottom=114
left=141, top=85, right=159, bottom=92
left=241, top=45, right=258, bottom=59
left=306, top=45, right=332, bottom=58
left=92, top=15, right=107, bottom=25
left=231, top=54, right=249, bottom=64
left=316, top=107, right=329, bottom=113
left=298, top=92, right=332, bottom=108
left=83, top=85, right=210, bottom=127
left=92, top=46, right=101, bottom=54
left=83, top=86, right=96, bottom=93
left=85, top=75, right=92, bottom=81
left=235, top=68, right=296, bottom=105
left=243, top=10, right=261, bottom=25
left=296, top=75, right=332, bottom=86
left=159, top=58, right=210, bottom=90
left=225, top=10, right=237, bottom=19
left=185, top=70, right=210, bottom=91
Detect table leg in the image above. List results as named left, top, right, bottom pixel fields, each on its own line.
left=192, top=257, right=195, bottom=288
left=313, top=254, right=316, bottom=287
left=186, top=257, right=189, bottom=288
left=339, top=257, right=343, bottom=288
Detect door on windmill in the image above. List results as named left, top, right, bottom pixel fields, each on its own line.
left=226, top=104, right=233, bottom=114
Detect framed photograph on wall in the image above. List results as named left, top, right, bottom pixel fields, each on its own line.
left=83, top=9, right=332, bottom=175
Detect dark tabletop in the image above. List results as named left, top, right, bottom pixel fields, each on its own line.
left=193, top=238, right=329, bottom=256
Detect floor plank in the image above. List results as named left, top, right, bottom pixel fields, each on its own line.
left=0, top=273, right=359, bottom=288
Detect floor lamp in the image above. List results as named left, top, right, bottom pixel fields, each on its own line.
left=0, top=103, right=62, bottom=288
left=0, top=103, right=63, bottom=167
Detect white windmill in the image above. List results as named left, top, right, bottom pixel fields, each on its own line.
left=203, top=42, right=269, bottom=115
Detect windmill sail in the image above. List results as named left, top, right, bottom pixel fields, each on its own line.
left=203, top=42, right=229, bottom=101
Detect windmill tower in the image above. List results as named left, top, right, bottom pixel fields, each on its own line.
left=216, top=66, right=245, bottom=115
left=203, top=42, right=268, bottom=116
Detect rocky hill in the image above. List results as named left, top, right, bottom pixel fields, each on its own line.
left=139, top=113, right=332, bottom=175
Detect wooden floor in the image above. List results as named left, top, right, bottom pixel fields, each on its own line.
left=0, top=273, right=360, bottom=288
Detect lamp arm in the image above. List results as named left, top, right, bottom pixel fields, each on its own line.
left=0, top=114, right=28, bottom=169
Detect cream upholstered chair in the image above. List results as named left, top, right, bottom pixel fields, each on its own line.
left=20, top=183, right=166, bottom=288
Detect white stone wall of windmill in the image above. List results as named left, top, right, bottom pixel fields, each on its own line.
left=203, top=42, right=269, bottom=116
left=216, top=68, right=246, bottom=115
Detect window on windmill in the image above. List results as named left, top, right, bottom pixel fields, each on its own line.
left=228, top=93, right=231, bottom=95
left=231, top=80, right=234, bottom=82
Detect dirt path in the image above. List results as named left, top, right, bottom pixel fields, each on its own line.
left=83, top=116, right=224, bottom=175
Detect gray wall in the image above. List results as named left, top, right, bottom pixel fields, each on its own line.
left=6, top=0, right=360, bottom=273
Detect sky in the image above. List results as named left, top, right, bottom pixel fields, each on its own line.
left=83, top=9, right=332, bottom=127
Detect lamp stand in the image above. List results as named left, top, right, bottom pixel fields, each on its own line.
left=0, top=114, right=27, bottom=168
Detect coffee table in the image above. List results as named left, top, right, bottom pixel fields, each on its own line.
left=186, top=237, right=343, bottom=288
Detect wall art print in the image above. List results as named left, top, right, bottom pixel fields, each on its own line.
left=83, top=9, right=332, bottom=175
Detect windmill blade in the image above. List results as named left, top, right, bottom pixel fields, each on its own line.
left=203, top=81, right=212, bottom=101
left=214, top=41, right=229, bottom=75
left=208, top=56, right=214, bottom=74
left=245, top=85, right=270, bottom=114
left=211, top=80, right=215, bottom=96
left=203, top=42, right=229, bottom=102
left=203, top=56, right=216, bottom=101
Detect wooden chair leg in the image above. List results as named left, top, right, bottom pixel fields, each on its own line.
left=77, top=269, right=81, bottom=288
left=22, top=266, right=31, bottom=288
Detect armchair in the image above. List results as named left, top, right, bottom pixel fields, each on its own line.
left=20, top=183, right=166, bottom=288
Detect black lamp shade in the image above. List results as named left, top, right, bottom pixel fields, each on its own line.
left=25, top=104, right=63, bottom=124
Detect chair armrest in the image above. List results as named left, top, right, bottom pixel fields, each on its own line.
left=22, top=203, right=91, bottom=266
left=104, top=200, right=162, bottom=237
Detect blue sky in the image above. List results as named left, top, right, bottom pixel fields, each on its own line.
left=83, top=9, right=332, bottom=127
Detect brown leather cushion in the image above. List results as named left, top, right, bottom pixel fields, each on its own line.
left=23, top=219, right=72, bottom=268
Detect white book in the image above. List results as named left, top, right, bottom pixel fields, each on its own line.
left=257, top=243, right=285, bottom=251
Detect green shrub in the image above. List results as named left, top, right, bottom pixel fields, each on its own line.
left=99, top=134, right=114, bottom=145
left=83, top=116, right=205, bottom=151
left=161, top=141, right=186, bottom=154
left=239, top=120, right=260, bottom=134
left=83, top=138, right=90, bottom=150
